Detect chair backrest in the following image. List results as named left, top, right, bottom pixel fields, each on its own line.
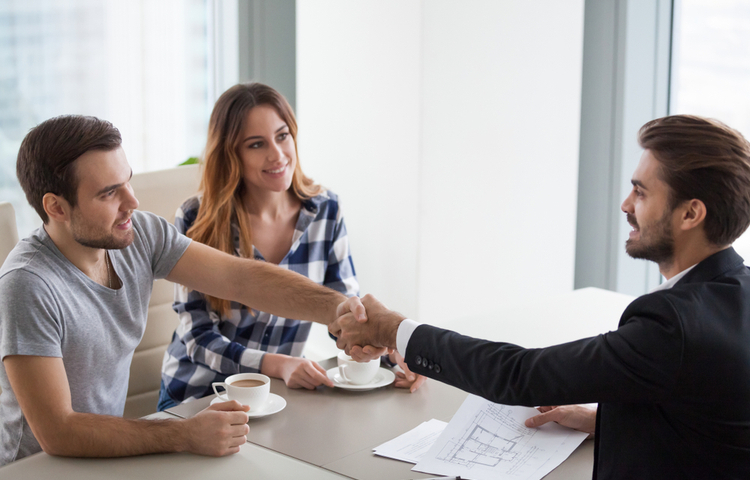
left=124, top=164, right=200, bottom=418
left=0, top=201, right=20, bottom=396
left=0, top=202, right=19, bottom=267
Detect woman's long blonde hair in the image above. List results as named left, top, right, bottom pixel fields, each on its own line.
left=188, top=83, right=322, bottom=316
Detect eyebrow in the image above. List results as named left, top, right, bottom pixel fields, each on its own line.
left=96, top=170, right=133, bottom=196
left=631, top=179, right=647, bottom=190
left=242, top=124, right=289, bottom=143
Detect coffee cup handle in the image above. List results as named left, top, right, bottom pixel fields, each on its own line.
left=338, top=365, right=351, bottom=383
left=212, top=382, right=228, bottom=398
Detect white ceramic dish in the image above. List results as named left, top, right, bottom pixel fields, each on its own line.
left=210, top=392, right=287, bottom=418
left=326, top=367, right=396, bottom=391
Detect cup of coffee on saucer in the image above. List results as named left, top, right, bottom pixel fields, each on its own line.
left=212, top=373, right=270, bottom=410
left=337, top=351, right=380, bottom=385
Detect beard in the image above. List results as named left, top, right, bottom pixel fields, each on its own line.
left=625, top=211, right=674, bottom=265
left=71, top=209, right=134, bottom=250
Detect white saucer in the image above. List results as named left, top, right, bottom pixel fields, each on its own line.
left=210, top=392, right=286, bottom=418
left=326, top=367, right=396, bottom=391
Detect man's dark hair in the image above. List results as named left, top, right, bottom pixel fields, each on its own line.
left=16, top=115, right=122, bottom=223
left=639, top=114, right=750, bottom=246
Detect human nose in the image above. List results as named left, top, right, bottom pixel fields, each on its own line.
left=123, top=183, right=140, bottom=211
left=268, top=140, right=285, bottom=162
left=621, top=191, right=634, bottom=214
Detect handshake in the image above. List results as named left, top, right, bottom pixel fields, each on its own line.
left=330, top=294, right=407, bottom=361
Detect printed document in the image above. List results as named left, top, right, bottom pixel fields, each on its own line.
left=413, top=395, right=588, bottom=480
left=373, top=419, right=447, bottom=464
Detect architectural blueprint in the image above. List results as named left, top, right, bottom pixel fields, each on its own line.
left=413, top=395, right=588, bottom=480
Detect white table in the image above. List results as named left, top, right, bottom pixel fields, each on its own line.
left=0, top=287, right=634, bottom=479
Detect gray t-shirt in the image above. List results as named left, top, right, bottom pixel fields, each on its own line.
left=0, top=210, right=191, bottom=465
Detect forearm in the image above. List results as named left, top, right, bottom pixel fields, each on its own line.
left=170, top=243, right=345, bottom=326
left=228, top=261, right=345, bottom=325
left=39, top=413, right=187, bottom=458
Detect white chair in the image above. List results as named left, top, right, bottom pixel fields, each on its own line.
left=124, top=164, right=200, bottom=418
left=0, top=201, right=20, bottom=396
left=0, top=202, right=19, bottom=267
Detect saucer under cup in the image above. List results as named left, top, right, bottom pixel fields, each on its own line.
left=337, top=351, right=380, bottom=385
left=212, top=373, right=269, bottom=409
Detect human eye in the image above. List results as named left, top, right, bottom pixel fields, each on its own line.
left=277, top=132, right=289, bottom=142
left=248, top=141, right=263, bottom=149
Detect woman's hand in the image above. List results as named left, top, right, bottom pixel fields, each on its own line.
left=262, top=354, right=334, bottom=389
left=390, top=352, right=426, bottom=393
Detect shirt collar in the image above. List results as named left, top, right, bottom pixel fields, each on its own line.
left=649, top=264, right=697, bottom=293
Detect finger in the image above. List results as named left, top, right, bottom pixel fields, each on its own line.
left=209, top=400, right=250, bottom=412
left=229, top=434, right=247, bottom=448
left=525, top=410, right=560, bottom=428
left=303, top=362, right=334, bottom=388
left=224, top=445, right=241, bottom=455
left=228, top=411, right=251, bottom=424
left=536, top=405, right=558, bottom=413
left=361, top=345, right=388, bottom=358
left=410, top=375, right=427, bottom=393
left=395, top=355, right=416, bottom=381
left=349, top=297, right=368, bottom=322
left=310, top=361, right=335, bottom=387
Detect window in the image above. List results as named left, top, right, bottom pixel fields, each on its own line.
left=0, top=0, right=212, bottom=236
left=670, top=0, right=750, bottom=257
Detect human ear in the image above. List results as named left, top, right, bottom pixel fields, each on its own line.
left=42, top=193, right=71, bottom=223
left=679, top=199, right=707, bottom=232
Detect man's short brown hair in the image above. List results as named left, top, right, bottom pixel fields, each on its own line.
left=638, top=115, right=750, bottom=246
left=16, top=115, right=122, bottom=223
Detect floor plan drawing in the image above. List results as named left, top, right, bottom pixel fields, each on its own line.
left=437, top=404, right=533, bottom=469
left=414, top=395, right=588, bottom=480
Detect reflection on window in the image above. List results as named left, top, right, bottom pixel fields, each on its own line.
left=670, top=0, right=750, bottom=258
left=0, top=0, right=210, bottom=237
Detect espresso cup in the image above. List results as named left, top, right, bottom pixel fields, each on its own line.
left=337, top=351, right=380, bottom=385
left=212, top=373, right=270, bottom=410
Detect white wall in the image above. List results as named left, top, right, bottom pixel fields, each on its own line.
left=297, top=0, right=584, bottom=334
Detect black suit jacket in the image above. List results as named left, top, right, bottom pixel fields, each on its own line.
left=406, top=248, right=750, bottom=479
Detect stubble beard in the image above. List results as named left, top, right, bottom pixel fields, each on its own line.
left=71, top=211, right=134, bottom=250
left=625, top=210, right=675, bottom=265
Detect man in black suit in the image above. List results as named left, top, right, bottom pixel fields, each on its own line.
left=330, top=115, right=750, bottom=478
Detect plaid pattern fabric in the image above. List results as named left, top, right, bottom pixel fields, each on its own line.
left=161, top=191, right=358, bottom=403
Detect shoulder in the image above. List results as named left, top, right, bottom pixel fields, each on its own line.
left=304, top=190, right=342, bottom=221
left=130, top=209, right=172, bottom=236
left=1, top=228, right=58, bottom=280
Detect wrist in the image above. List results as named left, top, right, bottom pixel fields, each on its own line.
left=260, top=353, right=285, bottom=379
left=380, top=313, right=405, bottom=350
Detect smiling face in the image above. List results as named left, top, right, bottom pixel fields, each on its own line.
left=621, top=149, right=677, bottom=265
left=237, top=104, right=297, bottom=194
left=68, top=147, right=139, bottom=249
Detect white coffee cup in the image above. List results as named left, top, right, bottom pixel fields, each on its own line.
left=337, top=351, right=380, bottom=385
left=212, top=373, right=270, bottom=410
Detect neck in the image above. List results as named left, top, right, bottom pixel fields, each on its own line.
left=243, top=187, right=299, bottom=219
left=659, top=242, right=730, bottom=279
left=44, top=222, right=107, bottom=281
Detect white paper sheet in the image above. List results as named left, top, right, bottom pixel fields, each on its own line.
left=373, top=419, right=447, bottom=464
left=413, top=395, right=588, bottom=480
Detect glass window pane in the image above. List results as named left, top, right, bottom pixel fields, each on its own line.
left=670, top=0, right=750, bottom=258
left=0, top=0, right=210, bottom=237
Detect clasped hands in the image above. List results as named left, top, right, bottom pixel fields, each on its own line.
left=332, top=294, right=425, bottom=392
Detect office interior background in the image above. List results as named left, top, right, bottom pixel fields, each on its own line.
left=1, top=0, right=749, bottom=337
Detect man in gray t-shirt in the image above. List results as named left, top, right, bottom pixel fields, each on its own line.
left=0, top=115, right=370, bottom=466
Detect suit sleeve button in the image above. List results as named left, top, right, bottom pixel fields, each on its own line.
left=428, top=362, right=434, bottom=370
left=422, top=358, right=429, bottom=367
left=415, top=355, right=422, bottom=365
left=434, top=364, right=441, bottom=374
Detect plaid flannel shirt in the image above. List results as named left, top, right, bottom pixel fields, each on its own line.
left=160, top=191, right=358, bottom=403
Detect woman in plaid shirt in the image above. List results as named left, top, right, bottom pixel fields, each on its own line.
left=158, top=83, right=424, bottom=409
